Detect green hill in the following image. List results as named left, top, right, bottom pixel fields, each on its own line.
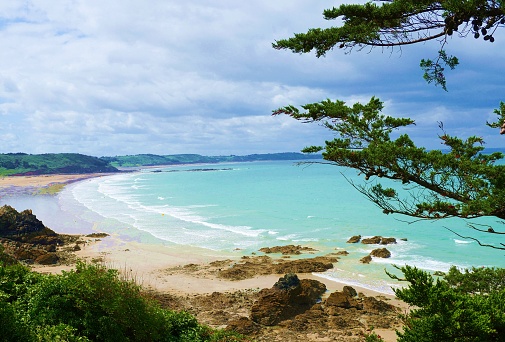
left=100, top=152, right=322, bottom=168
left=0, top=153, right=118, bottom=176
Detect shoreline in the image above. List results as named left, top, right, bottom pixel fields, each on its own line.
left=1, top=173, right=405, bottom=341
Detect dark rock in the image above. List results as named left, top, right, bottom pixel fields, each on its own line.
left=342, top=286, right=357, bottom=298
left=250, top=274, right=326, bottom=326
left=362, top=296, right=396, bottom=313
left=361, top=236, right=382, bottom=244
left=370, top=248, right=391, bottom=258
left=360, top=255, right=372, bottom=264
left=273, top=273, right=300, bottom=290
left=259, top=245, right=318, bottom=255
left=273, top=257, right=335, bottom=274
left=325, top=291, right=361, bottom=309
left=346, top=235, right=361, bottom=243
left=380, top=237, right=397, bottom=245
left=225, top=317, right=260, bottom=335
left=35, top=253, right=60, bottom=265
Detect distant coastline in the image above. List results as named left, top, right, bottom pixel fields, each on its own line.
left=0, top=152, right=322, bottom=177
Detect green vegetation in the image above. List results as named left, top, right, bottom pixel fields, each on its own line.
left=0, top=153, right=118, bottom=177
left=274, top=2, right=505, bottom=340
left=0, top=254, right=245, bottom=342
left=388, top=266, right=505, bottom=341
left=273, top=1, right=505, bottom=249
left=100, top=152, right=321, bottom=168
left=273, top=0, right=505, bottom=91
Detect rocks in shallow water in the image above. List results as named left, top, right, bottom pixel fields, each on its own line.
left=361, top=236, right=382, bottom=244
left=361, top=235, right=397, bottom=245
left=346, top=235, right=361, bottom=243
left=380, top=237, right=397, bottom=245
left=360, top=255, right=372, bottom=264
left=370, top=248, right=391, bottom=258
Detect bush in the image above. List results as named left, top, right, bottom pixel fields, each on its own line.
left=390, top=265, right=505, bottom=342
left=24, top=262, right=174, bottom=341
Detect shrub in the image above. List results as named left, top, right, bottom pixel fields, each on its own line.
left=390, top=265, right=505, bottom=342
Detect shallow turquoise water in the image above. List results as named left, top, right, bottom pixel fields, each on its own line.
left=4, top=160, right=504, bottom=294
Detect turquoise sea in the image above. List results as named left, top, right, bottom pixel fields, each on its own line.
left=3, top=160, right=505, bottom=294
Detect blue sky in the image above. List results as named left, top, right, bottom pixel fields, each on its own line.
left=0, top=1, right=504, bottom=157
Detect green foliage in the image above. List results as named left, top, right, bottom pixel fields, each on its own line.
left=0, top=153, right=118, bottom=176
left=0, top=300, right=31, bottom=342
left=274, top=96, right=505, bottom=231
left=273, top=0, right=505, bottom=89
left=389, top=266, right=505, bottom=341
left=0, top=261, right=245, bottom=342
left=420, top=50, right=459, bottom=91
left=101, top=152, right=321, bottom=167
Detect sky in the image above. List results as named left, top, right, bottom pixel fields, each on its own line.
left=0, top=1, right=504, bottom=157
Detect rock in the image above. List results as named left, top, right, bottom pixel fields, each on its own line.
left=326, top=291, right=360, bottom=309
left=250, top=274, right=326, bottom=326
left=346, top=235, right=361, bottom=243
left=35, top=253, right=60, bottom=265
left=273, top=273, right=300, bottom=290
left=380, top=237, right=397, bottom=245
left=342, top=286, right=357, bottom=298
left=362, top=296, right=396, bottom=313
left=225, top=317, right=260, bottom=335
left=273, top=257, right=335, bottom=274
left=0, top=205, right=61, bottom=245
left=361, top=236, right=382, bottom=244
left=259, top=245, right=318, bottom=255
left=334, top=250, right=349, bottom=256
left=0, top=205, right=72, bottom=265
left=370, top=248, right=391, bottom=258
left=360, top=255, right=372, bottom=264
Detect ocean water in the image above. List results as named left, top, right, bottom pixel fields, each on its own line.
left=6, top=160, right=505, bottom=294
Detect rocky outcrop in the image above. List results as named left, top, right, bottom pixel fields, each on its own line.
left=370, top=248, right=391, bottom=258
left=347, top=235, right=361, bottom=243
left=259, top=245, right=317, bottom=255
left=361, top=236, right=397, bottom=245
left=360, top=255, right=372, bottom=264
left=250, top=273, right=326, bottom=326
left=0, top=205, right=62, bottom=264
left=217, top=255, right=338, bottom=281
left=361, top=236, right=382, bottom=244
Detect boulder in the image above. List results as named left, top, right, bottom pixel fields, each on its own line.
left=225, top=317, right=260, bottom=335
left=380, top=237, right=397, bottom=245
left=259, top=245, right=317, bottom=255
left=326, top=291, right=360, bottom=309
left=250, top=273, right=326, bottom=326
left=361, top=236, right=382, bottom=244
left=362, top=296, right=396, bottom=313
left=273, top=257, right=335, bottom=274
left=342, top=285, right=358, bottom=298
left=370, top=248, right=391, bottom=258
left=346, top=235, right=361, bottom=243
left=360, top=255, right=372, bottom=264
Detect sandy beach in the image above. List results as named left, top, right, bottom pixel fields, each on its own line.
left=0, top=173, right=113, bottom=189
left=1, top=174, right=405, bottom=341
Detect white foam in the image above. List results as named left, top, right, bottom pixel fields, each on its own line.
left=454, top=239, right=473, bottom=244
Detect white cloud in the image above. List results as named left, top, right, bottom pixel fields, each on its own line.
left=0, top=1, right=503, bottom=155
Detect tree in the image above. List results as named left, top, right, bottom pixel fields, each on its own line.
left=273, top=0, right=505, bottom=91
left=273, top=0, right=505, bottom=250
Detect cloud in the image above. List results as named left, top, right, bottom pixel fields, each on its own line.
left=0, top=1, right=503, bottom=155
